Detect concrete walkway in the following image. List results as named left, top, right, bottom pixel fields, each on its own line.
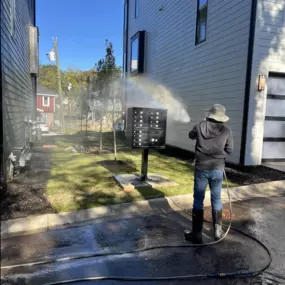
left=1, top=180, right=285, bottom=238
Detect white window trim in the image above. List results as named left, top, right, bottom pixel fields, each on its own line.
left=42, top=96, right=50, bottom=107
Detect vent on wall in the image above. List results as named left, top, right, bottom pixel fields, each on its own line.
left=29, top=25, right=39, bottom=75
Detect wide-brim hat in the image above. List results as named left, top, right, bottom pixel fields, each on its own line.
left=207, top=104, right=229, bottom=123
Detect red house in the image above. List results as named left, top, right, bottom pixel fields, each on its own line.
left=37, top=85, right=57, bottom=127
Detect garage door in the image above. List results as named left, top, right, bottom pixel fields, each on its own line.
left=262, top=75, right=285, bottom=162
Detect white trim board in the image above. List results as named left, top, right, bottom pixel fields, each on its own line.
left=37, top=93, right=57, bottom=97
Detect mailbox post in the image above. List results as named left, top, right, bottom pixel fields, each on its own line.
left=140, top=149, right=149, bottom=181
left=126, top=107, right=167, bottom=181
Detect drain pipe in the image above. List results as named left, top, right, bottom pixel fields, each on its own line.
left=0, top=3, right=6, bottom=190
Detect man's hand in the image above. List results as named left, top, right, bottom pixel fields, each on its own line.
left=189, top=125, right=198, bottom=140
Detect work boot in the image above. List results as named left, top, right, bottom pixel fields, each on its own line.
left=184, top=210, right=204, bottom=244
left=212, top=210, right=223, bottom=241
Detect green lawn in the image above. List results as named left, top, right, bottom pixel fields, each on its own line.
left=46, top=132, right=237, bottom=212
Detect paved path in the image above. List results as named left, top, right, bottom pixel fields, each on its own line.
left=42, top=132, right=58, bottom=136
left=1, top=196, right=285, bottom=285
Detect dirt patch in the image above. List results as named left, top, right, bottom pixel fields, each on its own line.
left=225, top=165, right=285, bottom=185
left=160, top=145, right=285, bottom=185
left=97, top=160, right=138, bottom=174
left=98, top=160, right=128, bottom=166
left=0, top=146, right=55, bottom=221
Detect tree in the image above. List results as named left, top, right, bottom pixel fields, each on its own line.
left=93, top=59, right=106, bottom=152
left=38, top=65, right=58, bottom=91
left=92, top=40, right=122, bottom=156
left=38, top=65, right=96, bottom=119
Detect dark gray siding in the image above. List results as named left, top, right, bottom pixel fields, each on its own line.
left=1, top=0, right=35, bottom=171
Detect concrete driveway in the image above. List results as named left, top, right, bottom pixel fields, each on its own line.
left=1, top=196, right=285, bottom=285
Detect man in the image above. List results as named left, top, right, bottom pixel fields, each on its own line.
left=184, top=104, right=233, bottom=244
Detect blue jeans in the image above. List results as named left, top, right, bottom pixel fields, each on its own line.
left=193, top=169, right=223, bottom=211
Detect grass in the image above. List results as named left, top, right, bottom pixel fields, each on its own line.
left=46, top=132, right=237, bottom=212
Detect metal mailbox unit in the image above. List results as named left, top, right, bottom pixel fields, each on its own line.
left=126, top=107, right=167, bottom=181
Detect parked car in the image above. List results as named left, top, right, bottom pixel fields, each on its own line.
left=38, top=122, right=49, bottom=133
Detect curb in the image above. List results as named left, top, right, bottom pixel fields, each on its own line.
left=1, top=180, right=285, bottom=239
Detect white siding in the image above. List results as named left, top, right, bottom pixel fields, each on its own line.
left=245, top=0, right=285, bottom=165
left=126, top=0, right=251, bottom=164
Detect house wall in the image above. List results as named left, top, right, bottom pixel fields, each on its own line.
left=1, top=0, right=36, bottom=172
left=126, top=0, right=252, bottom=164
left=46, top=113, right=54, bottom=128
left=245, top=0, right=285, bottom=165
left=37, top=96, right=56, bottom=113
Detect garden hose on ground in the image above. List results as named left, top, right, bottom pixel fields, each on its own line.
left=2, top=171, right=282, bottom=285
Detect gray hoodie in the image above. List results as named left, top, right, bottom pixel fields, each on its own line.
left=189, top=119, right=233, bottom=170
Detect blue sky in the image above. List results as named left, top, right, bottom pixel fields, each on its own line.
left=37, top=0, right=124, bottom=71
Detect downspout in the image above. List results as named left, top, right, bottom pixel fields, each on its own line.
left=125, top=0, right=129, bottom=74
left=0, top=1, right=6, bottom=188
left=33, top=0, right=37, bottom=121
left=33, top=0, right=36, bottom=25
left=123, top=0, right=129, bottom=131
left=240, top=0, right=258, bottom=166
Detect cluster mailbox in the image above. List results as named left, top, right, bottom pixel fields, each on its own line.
left=127, top=107, right=167, bottom=149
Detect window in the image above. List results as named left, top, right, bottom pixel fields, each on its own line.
left=123, top=1, right=129, bottom=74
left=135, top=0, right=139, bottom=18
left=43, top=96, right=50, bottom=107
left=196, top=0, right=208, bottom=45
left=28, top=0, right=35, bottom=24
left=130, top=31, right=145, bottom=75
left=10, top=0, right=16, bottom=37
left=131, top=36, right=139, bottom=73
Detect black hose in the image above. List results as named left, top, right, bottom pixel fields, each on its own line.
left=2, top=171, right=274, bottom=285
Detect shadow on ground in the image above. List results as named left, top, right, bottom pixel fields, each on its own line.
left=97, top=160, right=138, bottom=174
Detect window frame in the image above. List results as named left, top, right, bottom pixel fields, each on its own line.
left=130, top=31, right=145, bottom=76
left=42, top=96, right=50, bottom=107
left=130, top=33, right=139, bottom=74
left=124, top=1, right=128, bottom=31
left=135, top=0, right=139, bottom=18
left=123, top=0, right=129, bottom=75
left=195, top=0, right=208, bottom=45
left=10, top=0, right=16, bottom=37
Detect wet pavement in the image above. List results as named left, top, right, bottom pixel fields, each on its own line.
left=1, top=196, right=285, bottom=285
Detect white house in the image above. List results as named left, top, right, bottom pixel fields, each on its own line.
left=123, top=0, right=285, bottom=166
